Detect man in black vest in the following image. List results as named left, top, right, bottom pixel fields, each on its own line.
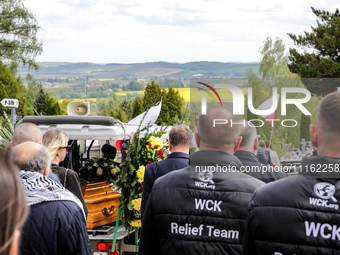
left=243, top=91, right=340, bottom=254
left=140, top=106, right=264, bottom=255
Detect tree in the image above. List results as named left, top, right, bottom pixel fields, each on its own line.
left=162, top=79, right=184, bottom=88
left=143, top=81, right=162, bottom=111
left=46, top=97, right=54, bottom=115
left=0, top=0, right=43, bottom=69
left=52, top=101, right=62, bottom=115
left=124, top=81, right=144, bottom=91
left=33, top=84, right=61, bottom=116
left=300, top=114, right=311, bottom=141
left=98, top=94, right=134, bottom=122
left=259, top=36, right=291, bottom=79
left=120, top=99, right=134, bottom=120
left=34, top=84, right=48, bottom=115
left=142, top=81, right=184, bottom=125
left=0, top=60, right=19, bottom=113
left=160, top=87, right=183, bottom=125
left=288, top=7, right=340, bottom=95
left=246, top=37, right=310, bottom=150
left=113, top=108, right=128, bottom=123
left=132, top=98, right=144, bottom=118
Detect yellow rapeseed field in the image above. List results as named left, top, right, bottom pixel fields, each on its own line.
left=58, top=98, right=98, bottom=103
left=115, top=91, right=145, bottom=97
left=97, top=79, right=115, bottom=81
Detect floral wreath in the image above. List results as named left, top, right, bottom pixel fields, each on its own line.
left=117, top=126, right=169, bottom=231
left=79, top=157, right=121, bottom=182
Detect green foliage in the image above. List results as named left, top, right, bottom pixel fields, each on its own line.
left=0, top=0, right=43, bottom=69
left=0, top=61, right=19, bottom=113
left=143, top=81, right=184, bottom=125
left=33, top=83, right=63, bottom=115
left=114, top=108, right=128, bottom=123
left=159, top=79, right=185, bottom=88
left=245, top=36, right=319, bottom=153
left=143, top=81, right=162, bottom=110
left=288, top=7, right=340, bottom=95
left=159, top=87, right=184, bottom=125
left=124, top=81, right=144, bottom=91
left=34, top=84, right=48, bottom=115
left=172, top=104, right=190, bottom=125
left=120, top=99, right=134, bottom=120
left=259, top=36, right=292, bottom=79
left=117, top=126, right=168, bottom=232
left=0, top=60, right=58, bottom=116
left=132, top=98, right=144, bottom=118
left=45, top=97, right=62, bottom=115
left=0, top=112, right=13, bottom=145
left=99, top=94, right=128, bottom=121
left=300, top=114, right=311, bottom=141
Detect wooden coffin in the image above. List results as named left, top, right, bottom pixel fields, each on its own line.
left=83, top=180, right=121, bottom=229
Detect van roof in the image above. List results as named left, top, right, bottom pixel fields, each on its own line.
left=19, top=116, right=168, bottom=140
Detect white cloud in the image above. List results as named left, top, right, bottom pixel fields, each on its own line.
left=24, top=0, right=340, bottom=63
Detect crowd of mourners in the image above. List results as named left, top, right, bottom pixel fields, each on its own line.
left=1, top=91, right=340, bottom=255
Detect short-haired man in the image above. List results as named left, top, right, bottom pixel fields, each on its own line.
left=234, top=125, right=287, bottom=183
left=11, top=122, right=62, bottom=185
left=11, top=122, right=43, bottom=147
left=12, top=142, right=92, bottom=255
left=141, top=124, right=191, bottom=219
left=243, top=91, right=340, bottom=254
left=140, top=106, right=264, bottom=255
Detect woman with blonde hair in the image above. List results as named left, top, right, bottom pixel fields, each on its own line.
left=0, top=149, right=29, bottom=255
left=43, top=128, right=88, bottom=217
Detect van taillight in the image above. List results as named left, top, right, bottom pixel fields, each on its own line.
left=96, top=242, right=116, bottom=251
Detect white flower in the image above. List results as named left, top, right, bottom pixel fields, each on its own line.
left=97, top=167, right=103, bottom=176
left=111, top=166, right=120, bottom=175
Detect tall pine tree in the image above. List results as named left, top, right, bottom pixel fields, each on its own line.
left=34, top=84, right=48, bottom=115
left=288, top=7, right=340, bottom=95
left=142, top=81, right=184, bottom=125
left=132, top=98, right=144, bottom=119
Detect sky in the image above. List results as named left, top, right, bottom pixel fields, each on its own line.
left=25, top=0, right=339, bottom=64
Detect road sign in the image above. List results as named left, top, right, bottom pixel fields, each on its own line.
left=1, top=98, right=19, bottom=108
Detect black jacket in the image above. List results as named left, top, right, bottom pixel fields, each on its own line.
left=256, top=147, right=268, bottom=165
left=52, top=164, right=88, bottom=217
left=141, top=152, right=189, bottom=219
left=243, top=156, right=340, bottom=255
left=20, top=200, right=92, bottom=255
left=234, top=150, right=287, bottom=183
left=140, top=150, right=265, bottom=255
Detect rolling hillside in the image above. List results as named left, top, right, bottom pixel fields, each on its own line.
left=19, top=61, right=260, bottom=79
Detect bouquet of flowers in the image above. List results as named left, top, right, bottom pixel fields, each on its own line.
left=117, top=126, right=169, bottom=231
left=79, top=157, right=121, bottom=183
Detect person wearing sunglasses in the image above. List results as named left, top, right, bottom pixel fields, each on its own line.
left=43, top=128, right=88, bottom=218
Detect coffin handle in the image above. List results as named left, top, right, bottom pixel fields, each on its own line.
left=102, top=205, right=115, bottom=216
